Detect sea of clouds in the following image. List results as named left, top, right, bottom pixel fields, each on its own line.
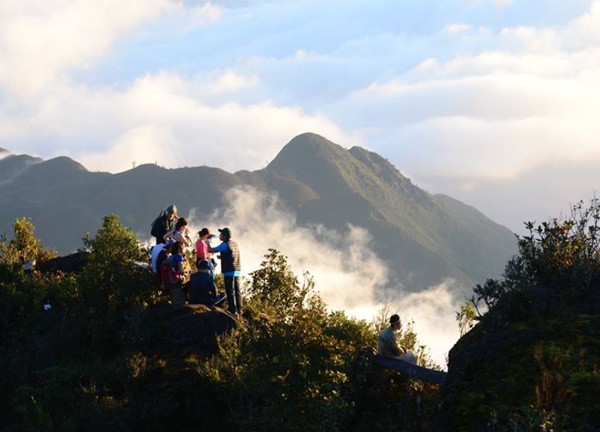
left=181, top=186, right=463, bottom=367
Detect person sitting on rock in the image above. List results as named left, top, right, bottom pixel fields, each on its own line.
left=378, top=314, right=418, bottom=364
left=152, top=241, right=172, bottom=286
left=189, top=260, right=224, bottom=306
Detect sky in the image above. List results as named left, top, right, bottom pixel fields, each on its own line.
left=1, top=0, right=599, bottom=233
left=3, top=0, right=598, bottom=365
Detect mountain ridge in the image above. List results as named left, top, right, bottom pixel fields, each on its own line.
left=0, top=133, right=516, bottom=293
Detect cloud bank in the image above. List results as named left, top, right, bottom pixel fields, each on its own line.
left=184, top=186, right=460, bottom=366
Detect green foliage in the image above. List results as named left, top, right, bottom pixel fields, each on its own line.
left=0, top=219, right=440, bottom=431
left=247, top=248, right=318, bottom=320
left=446, top=199, right=600, bottom=430
left=0, top=217, right=55, bottom=265
left=470, top=199, right=600, bottom=315
left=79, top=214, right=153, bottom=310
left=456, top=301, right=477, bottom=337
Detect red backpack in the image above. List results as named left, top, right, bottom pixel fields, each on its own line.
left=160, top=256, right=180, bottom=286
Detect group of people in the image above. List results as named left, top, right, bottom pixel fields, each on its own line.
left=150, top=204, right=243, bottom=315
left=149, top=204, right=418, bottom=365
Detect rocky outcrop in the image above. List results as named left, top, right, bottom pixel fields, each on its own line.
left=163, top=305, right=238, bottom=355
left=37, top=251, right=88, bottom=273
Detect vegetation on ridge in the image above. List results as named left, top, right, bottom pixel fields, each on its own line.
left=0, top=215, right=439, bottom=431
left=442, top=199, right=600, bottom=431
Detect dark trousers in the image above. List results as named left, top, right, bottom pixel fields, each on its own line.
left=224, top=275, right=242, bottom=314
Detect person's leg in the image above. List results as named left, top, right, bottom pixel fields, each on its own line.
left=233, top=276, right=242, bottom=314
left=224, top=276, right=237, bottom=314
left=208, top=261, right=215, bottom=279
left=400, top=351, right=418, bottom=365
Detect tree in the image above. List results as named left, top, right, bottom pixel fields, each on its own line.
left=0, top=217, right=53, bottom=265
left=470, top=198, right=600, bottom=316
left=247, top=248, right=319, bottom=320
left=79, top=214, right=152, bottom=310
left=456, top=301, right=476, bottom=337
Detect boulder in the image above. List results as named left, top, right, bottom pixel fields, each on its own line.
left=165, top=305, right=238, bottom=354
left=38, top=251, right=88, bottom=273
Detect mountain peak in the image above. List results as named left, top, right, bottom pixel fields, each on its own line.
left=267, top=132, right=344, bottom=170
left=265, top=133, right=355, bottom=196
left=287, top=132, right=338, bottom=147
left=43, top=156, right=87, bottom=172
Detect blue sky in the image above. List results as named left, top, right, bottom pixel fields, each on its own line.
left=1, top=0, right=599, bottom=232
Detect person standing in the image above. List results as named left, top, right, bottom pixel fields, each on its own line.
left=208, top=227, right=242, bottom=315
left=196, top=228, right=216, bottom=276
left=378, top=314, right=418, bottom=364
left=151, top=204, right=179, bottom=245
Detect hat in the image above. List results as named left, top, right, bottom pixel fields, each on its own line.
left=218, top=227, right=231, bottom=238
left=166, top=204, right=178, bottom=215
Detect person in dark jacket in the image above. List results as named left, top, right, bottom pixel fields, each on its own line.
left=208, top=227, right=242, bottom=314
left=150, top=204, right=178, bottom=245
left=189, top=260, right=222, bottom=306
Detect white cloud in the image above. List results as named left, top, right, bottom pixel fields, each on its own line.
left=77, top=125, right=179, bottom=172
left=445, top=23, right=472, bottom=35
left=471, top=0, right=514, bottom=6
left=393, top=281, right=463, bottom=367
left=183, top=186, right=459, bottom=367
left=333, top=7, right=600, bottom=187
left=0, top=71, right=350, bottom=173
left=188, top=186, right=389, bottom=313
left=198, top=71, right=261, bottom=95
left=185, top=2, right=222, bottom=30
left=0, top=0, right=177, bottom=95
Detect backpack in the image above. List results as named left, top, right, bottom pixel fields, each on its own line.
left=150, top=211, right=166, bottom=238
left=161, top=256, right=180, bottom=286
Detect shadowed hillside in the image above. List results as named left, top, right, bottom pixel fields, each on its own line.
left=440, top=200, right=600, bottom=430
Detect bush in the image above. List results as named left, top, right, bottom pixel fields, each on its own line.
left=470, top=198, right=600, bottom=318
left=0, top=222, right=440, bottom=431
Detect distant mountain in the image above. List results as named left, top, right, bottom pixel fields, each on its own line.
left=0, top=133, right=517, bottom=293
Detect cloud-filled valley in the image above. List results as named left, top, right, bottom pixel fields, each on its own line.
left=182, top=187, right=464, bottom=366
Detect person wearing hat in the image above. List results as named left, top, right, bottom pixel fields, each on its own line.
left=378, top=314, right=418, bottom=364
left=150, top=204, right=179, bottom=245
left=207, top=227, right=242, bottom=315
